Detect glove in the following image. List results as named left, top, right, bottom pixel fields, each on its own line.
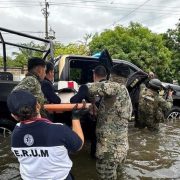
left=72, top=103, right=89, bottom=120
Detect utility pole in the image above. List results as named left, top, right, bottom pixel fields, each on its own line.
left=41, top=0, right=49, bottom=39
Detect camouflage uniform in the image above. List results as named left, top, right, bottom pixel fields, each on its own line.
left=88, top=81, right=132, bottom=180
left=138, top=84, right=173, bottom=131
left=13, top=73, right=45, bottom=105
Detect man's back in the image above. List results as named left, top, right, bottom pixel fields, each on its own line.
left=13, top=74, right=45, bottom=105
left=138, top=85, right=172, bottom=130
left=11, top=119, right=82, bottom=180
left=88, top=81, right=132, bottom=158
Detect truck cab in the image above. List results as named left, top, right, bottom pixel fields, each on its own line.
left=52, top=53, right=142, bottom=103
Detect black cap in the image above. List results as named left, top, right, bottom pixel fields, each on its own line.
left=28, top=57, right=46, bottom=71
left=7, top=90, right=37, bottom=115
left=110, top=64, right=130, bottom=78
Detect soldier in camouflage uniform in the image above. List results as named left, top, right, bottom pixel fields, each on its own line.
left=138, top=79, right=173, bottom=131
left=13, top=57, right=46, bottom=106
left=88, top=64, right=132, bottom=180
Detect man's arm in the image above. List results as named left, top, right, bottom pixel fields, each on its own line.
left=41, top=80, right=61, bottom=104
left=71, top=119, right=84, bottom=150
left=13, top=76, right=45, bottom=105
left=88, top=82, right=119, bottom=97
left=158, top=93, right=173, bottom=112
left=70, top=85, right=89, bottom=103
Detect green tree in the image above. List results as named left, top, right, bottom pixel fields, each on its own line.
left=12, top=42, right=45, bottom=67
left=0, top=55, right=14, bottom=67
left=163, top=19, right=180, bottom=84
left=89, top=22, right=172, bottom=82
left=54, top=42, right=89, bottom=57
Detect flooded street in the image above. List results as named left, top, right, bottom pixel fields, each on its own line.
left=0, top=120, right=180, bottom=180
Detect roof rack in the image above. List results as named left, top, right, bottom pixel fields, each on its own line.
left=0, top=27, right=54, bottom=71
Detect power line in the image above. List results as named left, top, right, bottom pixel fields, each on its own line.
left=48, top=4, right=180, bottom=16
left=112, top=0, right=152, bottom=26
left=0, top=1, right=180, bottom=12
left=0, top=0, right=179, bottom=8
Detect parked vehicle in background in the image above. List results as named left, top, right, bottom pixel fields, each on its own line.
left=162, top=82, right=180, bottom=120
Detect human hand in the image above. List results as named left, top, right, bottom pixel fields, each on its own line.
left=72, top=102, right=89, bottom=120
left=168, top=89, right=173, bottom=97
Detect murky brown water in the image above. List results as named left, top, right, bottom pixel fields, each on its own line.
left=0, top=121, right=180, bottom=180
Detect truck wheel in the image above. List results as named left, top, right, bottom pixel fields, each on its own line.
left=0, top=119, right=16, bottom=138
left=166, top=107, right=180, bottom=121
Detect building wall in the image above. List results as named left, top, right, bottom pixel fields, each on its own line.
left=0, top=66, right=27, bottom=81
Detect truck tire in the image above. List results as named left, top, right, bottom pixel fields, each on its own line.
left=166, top=106, right=180, bottom=121
left=0, top=119, right=16, bottom=138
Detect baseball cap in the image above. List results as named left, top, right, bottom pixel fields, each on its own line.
left=110, top=64, right=130, bottom=78
left=28, top=57, right=46, bottom=71
left=7, top=90, right=37, bottom=115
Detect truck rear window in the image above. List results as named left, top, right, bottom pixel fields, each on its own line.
left=69, top=59, right=99, bottom=84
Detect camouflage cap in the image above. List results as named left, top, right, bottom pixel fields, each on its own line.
left=28, top=57, right=46, bottom=71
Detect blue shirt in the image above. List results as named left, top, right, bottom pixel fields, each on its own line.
left=41, top=78, right=61, bottom=104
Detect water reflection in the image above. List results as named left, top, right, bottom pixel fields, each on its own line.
left=125, top=121, right=180, bottom=179
left=0, top=121, right=180, bottom=180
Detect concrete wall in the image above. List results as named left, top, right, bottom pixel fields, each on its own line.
left=0, top=66, right=27, bottom=81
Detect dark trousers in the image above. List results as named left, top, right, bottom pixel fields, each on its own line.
left=65, top=173, right=74, bottom=180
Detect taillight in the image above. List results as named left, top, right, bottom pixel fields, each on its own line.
left=68, top=81, right=74, bottom=89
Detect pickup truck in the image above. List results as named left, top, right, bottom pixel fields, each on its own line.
left=0, top=52, right=141, bottom=137
left=162, top=82, right=180, bottom=119
left=0, top=27, right=180, bottom=137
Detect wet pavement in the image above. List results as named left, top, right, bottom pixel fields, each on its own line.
left=0, top=120, right=180, bottom=180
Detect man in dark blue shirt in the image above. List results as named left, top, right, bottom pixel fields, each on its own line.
left=41, top=62, right=61, bottom=104
left=70, top=65, right=108, bottom=158
left=70, top=65, right=107, bottom=104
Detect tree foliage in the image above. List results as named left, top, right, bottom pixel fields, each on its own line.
left=0, top=55, right=15, bottom=67
left=1, top=41, right=89, bottom=69
left=163, top=19, right=180, bottom=83
left=12, top=42, right=44, bottom=67
left=54, top=42, right=89, bottom=57
left=89, top=22, right=172, bottom=82
left=1, top=21, right=179, bottom=84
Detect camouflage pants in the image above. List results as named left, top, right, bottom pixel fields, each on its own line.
left=138, top=110, right=160, bottom=131
left=146, top=120, right=160, bottom=131
left=96, top=157, right=125, bottom=180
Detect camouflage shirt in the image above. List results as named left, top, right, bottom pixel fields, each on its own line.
left=13, top=73, right=45, bottom=105
left=138, top=84, right=173, bottom=130
left=88, top=81, right=132, bottom=160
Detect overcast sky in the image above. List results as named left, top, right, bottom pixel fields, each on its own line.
left=0, top=0, right=180, bottom=55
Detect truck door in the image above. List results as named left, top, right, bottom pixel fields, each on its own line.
left=98, top=49, right=113, bottom=73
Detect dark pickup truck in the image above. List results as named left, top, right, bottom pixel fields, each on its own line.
left=162, top=82, right=180, bottom=119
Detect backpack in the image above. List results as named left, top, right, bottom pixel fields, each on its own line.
left=138, top=86, right=164, bottom=122
left=126, top=71, right=148, bottom=113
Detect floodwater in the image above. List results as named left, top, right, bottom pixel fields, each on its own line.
left=0, top=120, right=180, bottom=180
